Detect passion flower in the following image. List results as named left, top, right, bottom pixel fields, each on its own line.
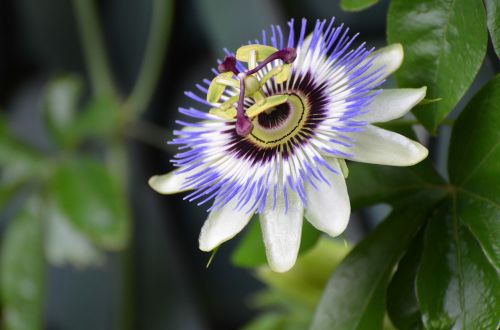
left=149, top=18, right=428, bottom=272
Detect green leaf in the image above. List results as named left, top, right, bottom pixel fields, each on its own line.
left=448, top=74, right=500, bottom=268
left=347, top=161, right=443, bottom=210
left=416, top=198, right=500, bottom=330
left=44, top=201, right=104, bottom=268
left=310, top=192, right=444, bottom=330
left=241, top=313, right=287, bottom=330
left=415, top=76, right=500, bottom=328
left=0, top=115, right=44, bottom=176
left=50, top=158, right=130, bottom=250
left=386, top=229, right=425, bottom=330
left=75, top=96, right=120, bottom=139
left=387, top=0, right=488, bottom=133
left=43, top=74, right=83, bottom=147
left=485, top=0, right=500, bottom=57
left=231, top=216, right=266, bottom=267
left=231, top=216, right=320, bottom=268
left=255, top=238, right=349, bottom=309
left=340, top=0, right=379, bottom=12
left=0, top=202, right=44, bottom=330
left=448, top=74, right=500, bottom=202
left=455, top=193, right=500, bottom=268
left=0, top=180, right=22, bottom=211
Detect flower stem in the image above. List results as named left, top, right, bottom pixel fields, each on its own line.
left=72, top=0, right=115, bottom=97
left=124, top=0, right=174, bottom=116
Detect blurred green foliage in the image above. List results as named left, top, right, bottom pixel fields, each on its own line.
left=0, top=0, right=499, bottom=329
left=242, top=238, right=351, bottom=330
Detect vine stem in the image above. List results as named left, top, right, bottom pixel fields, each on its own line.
left=72, top=0, right=115, bottom=97
left=124, top=0, right=174, bottom=116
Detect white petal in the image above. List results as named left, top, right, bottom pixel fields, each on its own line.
left=260, top=189, right=303, bottom=272
left=359, top=87, right=427, bottom=123
left=199, top=196, right=255, bottom=251
left=347, top=125, right=428, bottom=166
left=363, top=43, right=404, bottom=83
left=305, top=159, right=350, bottom=237
left=148, top=170, right=194, bottom=194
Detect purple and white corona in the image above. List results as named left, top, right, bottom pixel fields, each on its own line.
left=149, top=19, right=428, bottom=272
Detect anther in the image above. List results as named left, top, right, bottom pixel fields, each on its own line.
left=246, top=47, right=297, bottom=75
left=222, top=47, right=297, bottom=136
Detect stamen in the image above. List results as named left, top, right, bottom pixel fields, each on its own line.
left=225, top=47, right=297, bottom=136
left=246, top=47, right=297, bottom=75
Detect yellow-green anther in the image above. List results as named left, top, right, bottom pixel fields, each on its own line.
left=207, top=72, right=233, bottom=103
left=274, top=64, right=292, bottom=84
left=219, top=95, right=239, bottom=110
left=244, top=75, right=261, bottom=96
left=259, top=66, right=284, bottom=86
left=252, top=91, right=266, bottom=105
left=248, top=50, right=258, bottom=70
left=215, top=76, right=239, bottom=88
left=236, top=44, right=278, bottom=62
left=338, top=159, right=349, bottom=178
left=246, top=94, right=289, bottom=118
left=209, top=107, right=237, bottom=119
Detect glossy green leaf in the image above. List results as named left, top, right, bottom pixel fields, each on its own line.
left=448, top=74, right=500, bottom=202
left=0, top=202, right=44, bottom=330
left=347, top=161, right=443, bottom=210
left=50, top=158, right=130, bottom=249
left=485, top=0, right=500, bottom=57
left=340, top=0, right=379, bottom=12
left=311, top=193, right=443, bottom=330
left=43, top=74, right=83, bottom=146
left=386, top=229, right=424, bottom=330
left=455, top=193, right=500, bottom=268
left=417, top=198, right=500, bottom=330
left=387, top=0, right=488, bottom=132
left=231, top=217, right=320, bottom=268
left=448, top=74, right=500, bottom=268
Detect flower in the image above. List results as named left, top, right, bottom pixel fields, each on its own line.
left=149, top=18, right=428, bottom=272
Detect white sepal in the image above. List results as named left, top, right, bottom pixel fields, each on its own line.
left=305, top=158, right=351, bottom=237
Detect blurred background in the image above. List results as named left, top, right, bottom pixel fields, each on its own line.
left=0, top=1, right=496, bottom=330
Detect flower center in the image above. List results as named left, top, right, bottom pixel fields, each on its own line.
left=256, top=102, right=291, bottom=129
left=208, top=45, right=297, bottom=136
left=248, top=93, right=309, bottom=147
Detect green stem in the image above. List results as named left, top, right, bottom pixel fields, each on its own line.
left=106, top=141, right=134, bottom=330
left=124, top=0, right=174, bottom=115
left=126, top=120, right=176, bottom=153
left=73, top=0, right=115, bottom=97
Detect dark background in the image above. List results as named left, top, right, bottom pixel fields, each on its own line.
left=4, top=0, right=491, bottom=329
